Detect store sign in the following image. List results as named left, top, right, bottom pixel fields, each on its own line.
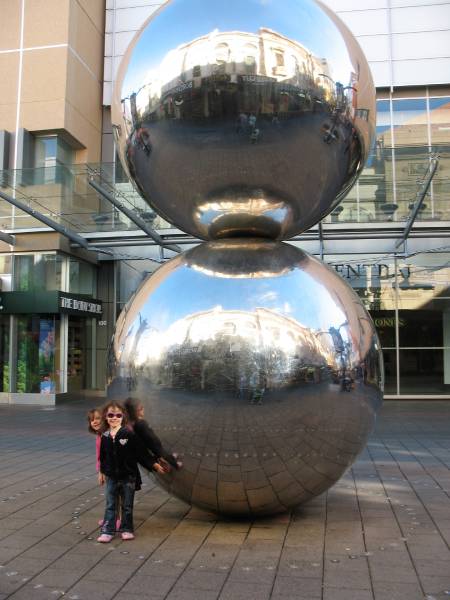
left=239, top=75, right=275, bottom=84
left=330, top=263, right=411, bottom=281
left=0, top=291, right=102, bottom=318
left=59, top=294, right=102, bottom=317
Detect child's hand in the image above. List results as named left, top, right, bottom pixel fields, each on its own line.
left=98, top=472, right=105, bottom=485
left=153, top=462, right=168, bottom=475
left=158, top=458, right=172, bottom=473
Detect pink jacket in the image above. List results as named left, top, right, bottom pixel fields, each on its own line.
left=95, top=434, right=101, bottom=472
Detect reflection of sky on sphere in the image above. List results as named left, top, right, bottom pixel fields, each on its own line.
left=136, top=262, right=346, bottom=335
left=123, top=0, right=353, bottom=93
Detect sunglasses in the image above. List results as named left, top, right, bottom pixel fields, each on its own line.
left=106, top=412, right=123, bottom=419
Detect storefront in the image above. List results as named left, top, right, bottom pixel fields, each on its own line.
left=2, top=245, right=450, bottom=401
left=0, top=252, right=102, bottom=404
left=329, top=252, right=450, bottom=398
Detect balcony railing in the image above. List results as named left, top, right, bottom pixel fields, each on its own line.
left=0, top=145, right=448, bottom=236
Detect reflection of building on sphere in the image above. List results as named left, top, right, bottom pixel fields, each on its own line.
left=108, top=239, right=383, bottom=516
left=112, top=0, right=375, bottom=240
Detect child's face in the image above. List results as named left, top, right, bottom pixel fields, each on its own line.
left=90, top=411, right=102, bottom=432
left=105, top=406, right=124, bottom=428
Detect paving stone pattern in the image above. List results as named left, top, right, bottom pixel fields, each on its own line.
left=0, top=401, right=449, bottom=600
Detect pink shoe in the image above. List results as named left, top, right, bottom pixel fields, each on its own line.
left=121, top=532, right=135, bottom=541
left=116, top=519, right=121, bottom=530
left=97, top=533, right=113, bottom=543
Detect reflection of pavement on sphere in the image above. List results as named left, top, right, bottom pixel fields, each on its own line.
left=114, top=377, right=379, bottom=516
left=130, top=112, right=358, bottom=239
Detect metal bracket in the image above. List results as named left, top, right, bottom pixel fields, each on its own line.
left=88, top=179, right=181, bottom=254
left=395, top=154, right=439, bottom=250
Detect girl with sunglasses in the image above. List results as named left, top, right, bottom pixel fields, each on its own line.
left=97, top=402, right=166, bottom=543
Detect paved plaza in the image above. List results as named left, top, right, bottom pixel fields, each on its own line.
left=0, top=400, right=449, bottom=600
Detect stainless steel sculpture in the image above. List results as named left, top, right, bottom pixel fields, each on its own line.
left=112, top=0, right=375, bottom=240
left=108, top=240, right=382, bottom=515
left=108, top=0, right=383, bottom=516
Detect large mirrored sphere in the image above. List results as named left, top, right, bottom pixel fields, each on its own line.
left=112, top=0, right=375, bottom=240
left=107, top=239, right=383, bottom=516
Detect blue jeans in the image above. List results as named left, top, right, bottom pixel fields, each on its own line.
left=101, top=477, right=135, bottom=535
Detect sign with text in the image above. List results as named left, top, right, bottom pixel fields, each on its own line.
left=59, top=293, right=102, bottom=317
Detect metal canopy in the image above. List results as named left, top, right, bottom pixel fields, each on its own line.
left=88, top=179, right=181, bottom=254
left=0, top=189, right=113, bottom=256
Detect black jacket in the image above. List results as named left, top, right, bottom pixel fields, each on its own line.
left=100, top=427, right=157, bottom=480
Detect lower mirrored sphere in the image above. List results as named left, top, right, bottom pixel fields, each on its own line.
left=108, top=239, right=383, bottom=516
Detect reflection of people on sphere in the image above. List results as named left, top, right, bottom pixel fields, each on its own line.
left=135, top=127, right=151, bottom=155
left=248, top=113, right=257, bottom=130
left=236, top=112, right=248, bottom=133
left=249, top=369, right=266, bottom=405
left=250, top=128, right=260, bottom=143
left=97, top=402, right=166, bottom=543
left=125, top=398, right=182, bottom=471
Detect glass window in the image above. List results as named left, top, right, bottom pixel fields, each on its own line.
left=69, top=258, right=96, bottom=295
left=0, top=199, right=13, bottom=231
left=399, top=349, right=445, bottom=395
left=0, top=254, right=12, bottom=291
left=375, top=99, right=392, bottom=147
left=370, top=311, right=396, bottom=348
left=34, top=135, right=74, bottom=168
left=429, top=97, right=450, bottom=220
left=392, top=98, right=428, bottom=147
left=13, top=254, right=62, bottom=291
left=382, top=349, right=397, bottom=395
left=429, top=96, right=450, bottom=146
left=16, top=315, right=61, bottom=393
left=0, top=314, right=9, bottom=392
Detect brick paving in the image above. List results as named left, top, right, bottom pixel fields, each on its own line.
left=0, top=400, right=449, bottom=600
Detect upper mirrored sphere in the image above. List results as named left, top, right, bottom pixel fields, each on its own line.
left=112, top=0, right=375, bottom=240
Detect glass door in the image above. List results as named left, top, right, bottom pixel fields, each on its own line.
left=67, top=317, right=93, bottom=392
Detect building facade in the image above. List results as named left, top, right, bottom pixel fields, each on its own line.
left=0, top=0, right=450, bottom=402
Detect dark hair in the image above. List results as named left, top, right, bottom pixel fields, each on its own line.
left=124, top=397, right=140, bottom=425
left=100, top=401, right=128, bottom=432
left=87, top=408, right=101, bottom=435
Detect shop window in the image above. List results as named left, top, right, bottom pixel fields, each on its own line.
left=399, top=349, right=445, bottom=395
left=381, top=349, right=397, bottom=395
left=0, top=254, right=12, bottom=291
left=16, top=315, right=60, bottom=394
left=0, top=315, right=9, bottom=392
left=369, top=310, right=396, bottom=348
left=13, top=253, right=62, bottom=292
